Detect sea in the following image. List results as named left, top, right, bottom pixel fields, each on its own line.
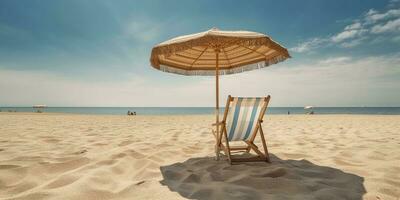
left=1, top=107, right=399, bottom=115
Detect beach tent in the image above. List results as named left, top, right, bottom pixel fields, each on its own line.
left=150, top=28, right=290, bottom=157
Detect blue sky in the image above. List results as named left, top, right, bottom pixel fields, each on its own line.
left=0, top=0, right=399, bottom=107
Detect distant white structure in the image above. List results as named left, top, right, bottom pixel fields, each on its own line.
left=33, top=105, right=47, bottom=113
left=304, top=106, right=315, bottom=114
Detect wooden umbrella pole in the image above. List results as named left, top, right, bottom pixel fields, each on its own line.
left=215, top=49, right=220, bottom=160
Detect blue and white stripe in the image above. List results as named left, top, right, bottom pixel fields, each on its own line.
left=226, top=97, right=264, bottom=141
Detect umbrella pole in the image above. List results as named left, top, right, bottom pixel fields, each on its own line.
left=215, top=49, right=220, bottom=160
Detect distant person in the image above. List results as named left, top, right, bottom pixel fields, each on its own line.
left=288, top=111, right=290, bottom=115
left=133, top=112, right=136, bottom=115
left=127, top=111, right=132, bottom=115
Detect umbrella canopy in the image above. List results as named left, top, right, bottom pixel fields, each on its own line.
left=150, top=28, right=290, bottom=76
left=150, top=28, right=290, bottom=159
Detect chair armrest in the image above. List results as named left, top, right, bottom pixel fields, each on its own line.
left=212, top=121, right=225, bottom=126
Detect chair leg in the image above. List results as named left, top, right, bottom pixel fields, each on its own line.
left=245, top=144, right=251, bottom=153
left=259, top=125, right=270, bottom=162
left=215, top=129, right=222, bottom=161
left=246, top=124, right=260, bottom=153
left=212, top=129, right=219, bottom=160
left=215, top=145, right=220, bottom=160
left=223, top=129, right=232, bottom=164
left=245, top=141, right=266, bottom=159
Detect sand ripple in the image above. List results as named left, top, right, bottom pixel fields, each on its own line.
left=0, top=114, right=399, bottom=199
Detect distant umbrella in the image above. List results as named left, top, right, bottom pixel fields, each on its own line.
left=33, top=105, right=47, bottom=108
left=33, top=105, right=47, bottom=113
left=304, top=106, right=314, bottom=109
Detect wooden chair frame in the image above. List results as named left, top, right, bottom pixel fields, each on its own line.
left=212, top=95, right=271, bottom=164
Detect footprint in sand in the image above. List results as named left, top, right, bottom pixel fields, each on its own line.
left=73, top=149, right=87, bottom=155
left=260, top=167, right=287, bottom=178
left=118, top=140, right=133, bottom=147
left=0, top=164, right=20, bottom=170
left=43, top=138, right=61, bottom=143
left=96, top=159, right=118, bottom=166
left=41, top=157, right=90, bottom=174
left=111, top=152, right=127, bottom=159
left=45, top=175, right=80, bottom=189
left=7, top=182, right=37, bottom=195
left=126, top=150, right=146, bottom=159
left=334, top=158, right=365, bottom=167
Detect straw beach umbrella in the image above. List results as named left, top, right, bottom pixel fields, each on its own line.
left=150, top=28, right=290, bottom=155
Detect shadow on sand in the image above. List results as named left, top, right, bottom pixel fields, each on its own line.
left=160, top=154, right=366, bottom=200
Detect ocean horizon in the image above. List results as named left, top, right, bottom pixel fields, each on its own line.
left=1, top=107, right=400, bottom=115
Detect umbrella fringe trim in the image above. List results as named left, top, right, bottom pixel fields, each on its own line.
left=150, top=36, right=290, bottom=68
left=158, top=54, right=288, bottom=76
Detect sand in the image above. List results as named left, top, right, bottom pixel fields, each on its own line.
left=0, top=113, right=399, bottom=200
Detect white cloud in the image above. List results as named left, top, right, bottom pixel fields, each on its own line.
left=1, top=54, right=399, bottom=107
left=389, top=0, right=400, bottom=7
left=290, top=38, right=327, bottom=53
left=331, top=29, right=367, bottom=43
left=370, top=18, right=400, bottom=33
left=218, top=54, right=400, bottom=106
left=340, top=37, right=368, bottom=48
left=365, top=8, right=400, bottom=23
left=318, top=56, right=351, bottom=65
left=366, top=9, right=378, bottom=16
left=344, top=22, right=362, bottom=30
left=291, top=5, right=400, bottom=52
left=291, top=27, right=367, bottom=52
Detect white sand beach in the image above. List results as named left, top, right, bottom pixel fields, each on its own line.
left=0, top=113, right=399, bottom=200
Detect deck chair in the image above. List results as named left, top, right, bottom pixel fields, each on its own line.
left=212, top=95, right=271, bottom=164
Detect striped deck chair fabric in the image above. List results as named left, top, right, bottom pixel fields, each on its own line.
left=214, top=95, right=271, bottom=164
left=225, top=97, right=265, bottom=141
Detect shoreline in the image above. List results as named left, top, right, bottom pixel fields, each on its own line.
left=1, top=107, right=400, bottom=116
left=1, top=112, right=400, bottom=117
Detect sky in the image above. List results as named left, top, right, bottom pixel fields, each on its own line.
left=0, top=0, right=399, bottom=107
